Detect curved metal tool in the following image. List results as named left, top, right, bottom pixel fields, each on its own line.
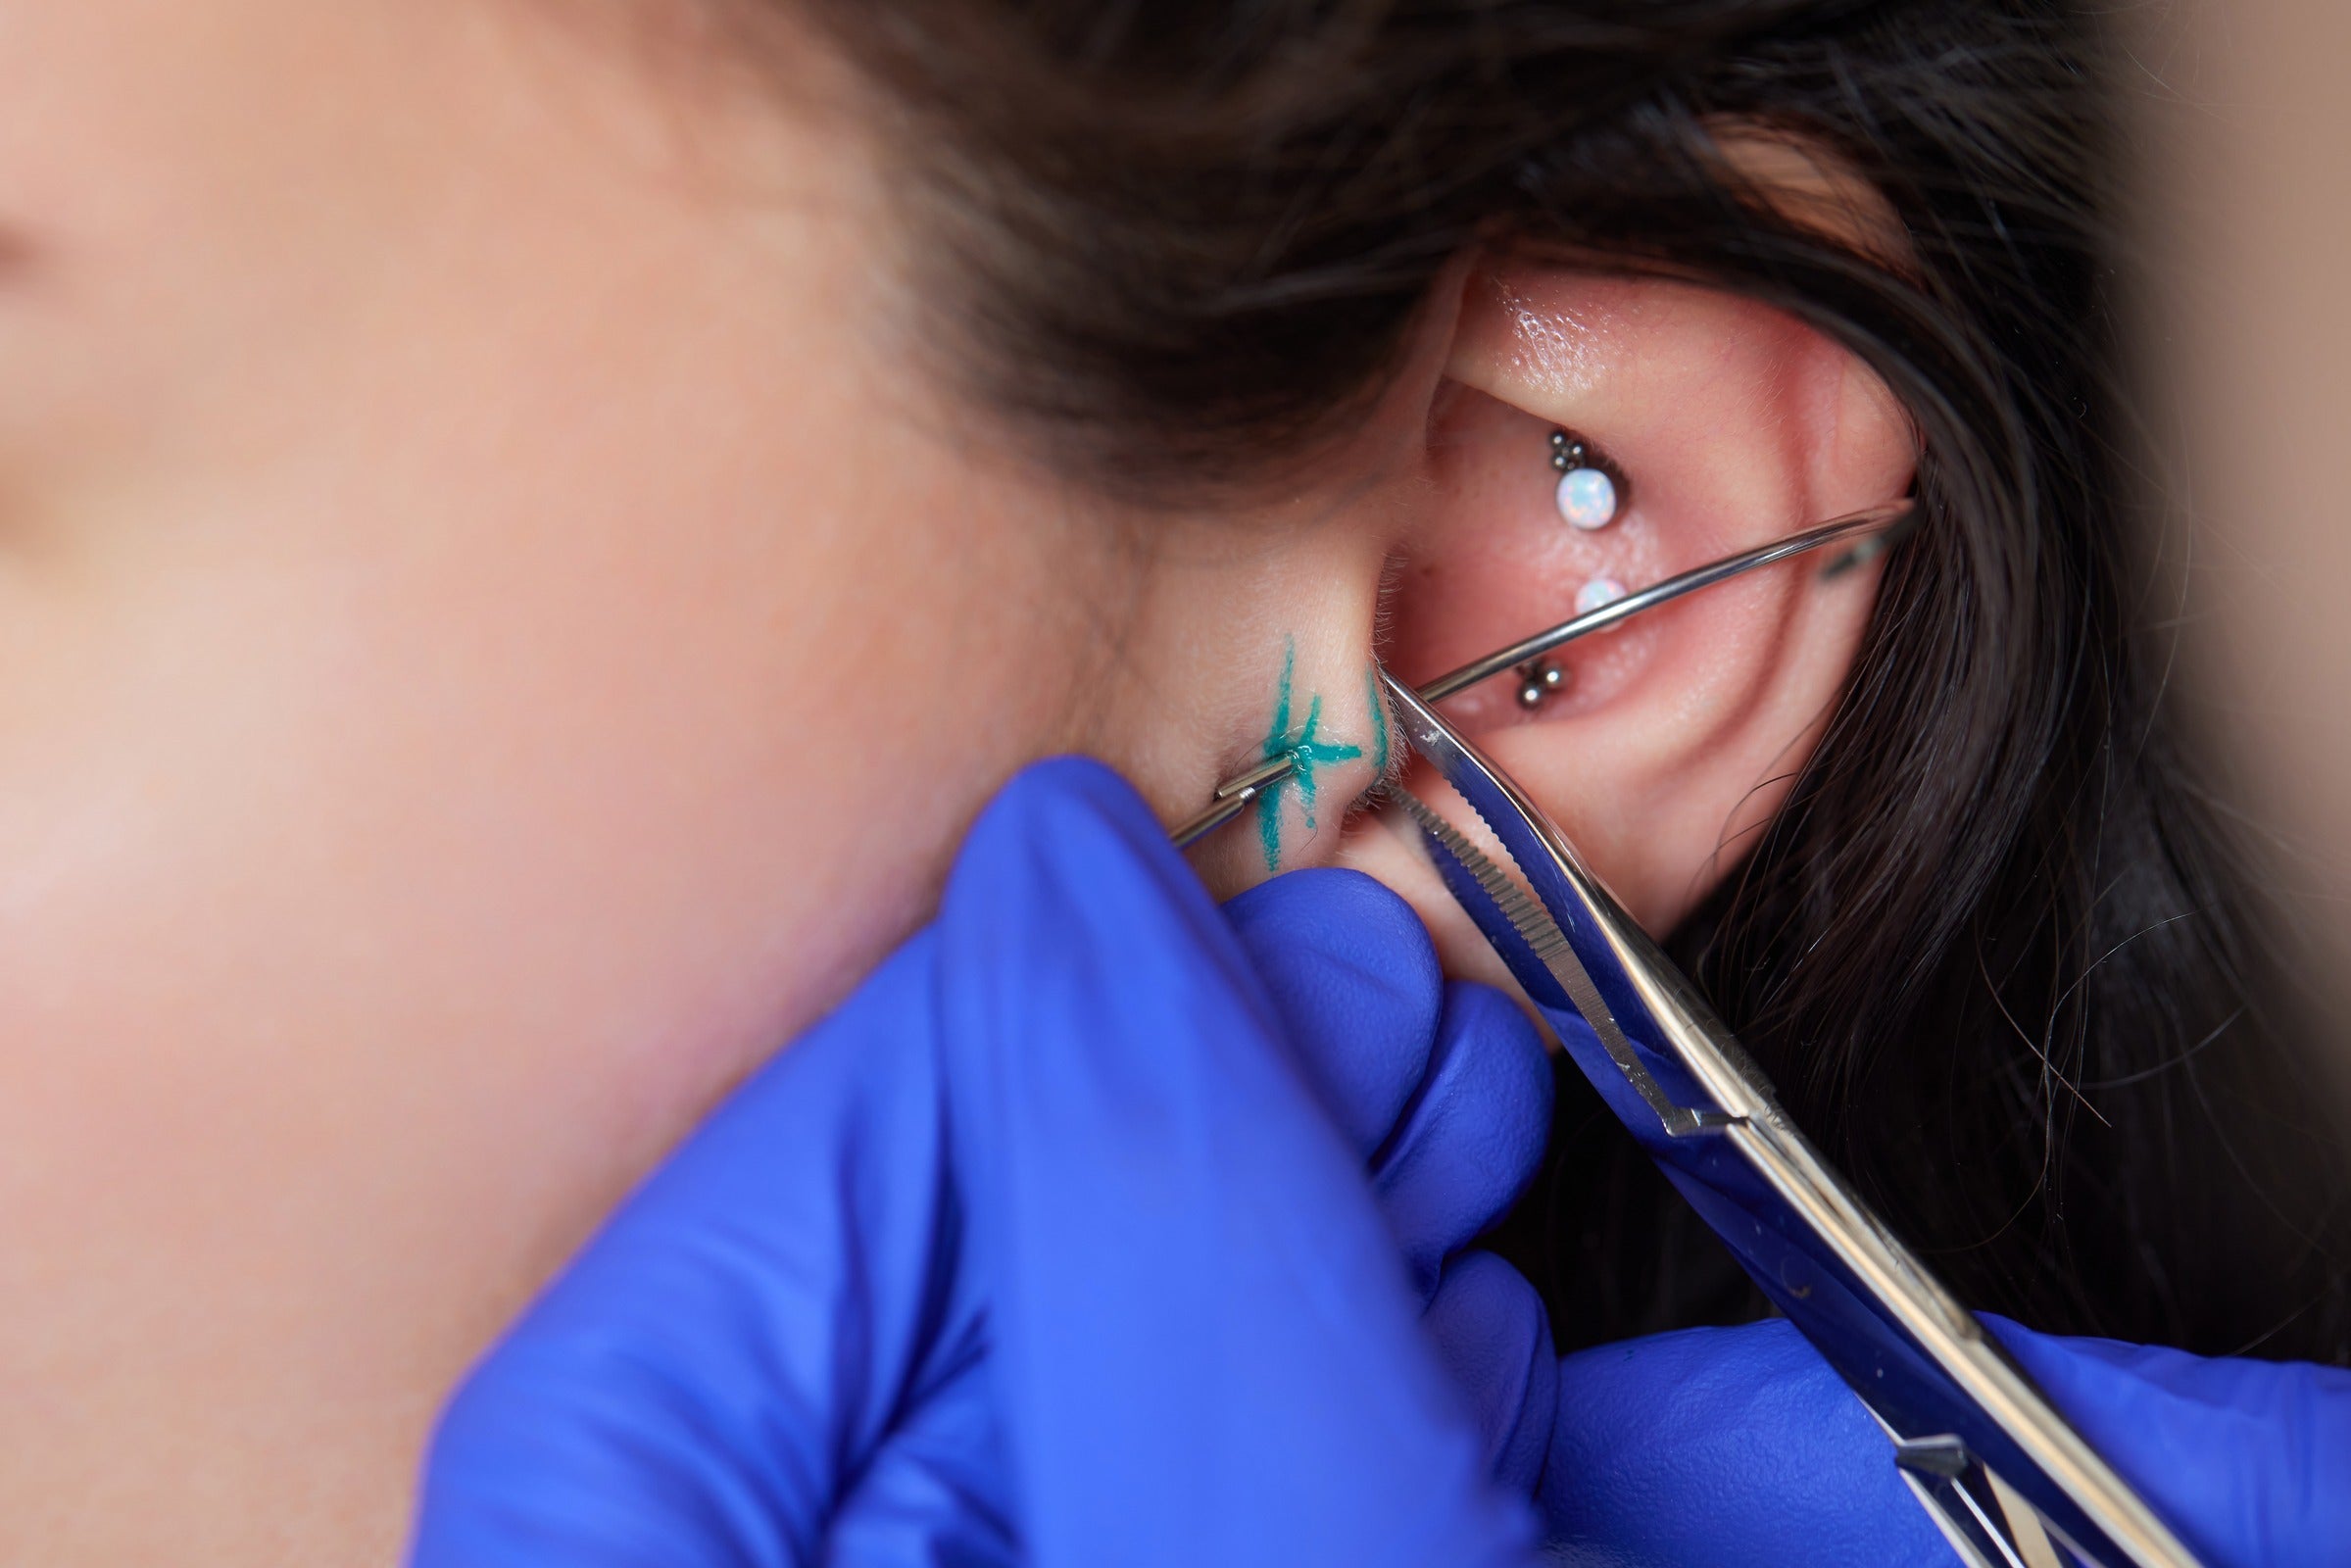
left=1379, top=673, right=2201, bottom=1568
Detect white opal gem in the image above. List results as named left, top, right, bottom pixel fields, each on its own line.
left=1576, top=576, right=1628, bottom=617
left=1555, top=466, right=1618, bottom=530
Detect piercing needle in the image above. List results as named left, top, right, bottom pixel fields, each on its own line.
left=1169, top=498, right=1918, bottom=848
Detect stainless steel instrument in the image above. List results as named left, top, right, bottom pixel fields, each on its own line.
left=1170, top=490, right=2200, bottom=1564
left=1376, top=671, right=2201, bottom=1568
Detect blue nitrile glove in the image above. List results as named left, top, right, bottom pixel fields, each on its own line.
left=1421, top=1021, right=2351, bottom=1568
left=1984, top=1314, right=2351, bottom=1567
left=1516, top=1315, right=2351, bottom=1567
left=410, top=757, right=1554, bottom=1567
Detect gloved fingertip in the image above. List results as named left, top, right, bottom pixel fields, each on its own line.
left=1227, top=868, right=1442, bottom=1154
left=937, top=770, right=1544, bottom=1568
left=1435, top=981, right=1553, bottom=1171
left=964, top=756, right=1175, bottom=873
left=948, top=756, right=1244, bottom=1004
left=1544, top=1320, right=1953, bottom=1566
left=1423, top=1251, right=1558, bottom=1495
left=1226, top=868, right=1439, bottom=1017
left=1980, top=1311, right=2351, bottom=1566
left=1379, top=981, right=1556, bottom=1297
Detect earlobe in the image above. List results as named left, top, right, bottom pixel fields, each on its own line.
left=1347, top=264, right=1914, bottom=972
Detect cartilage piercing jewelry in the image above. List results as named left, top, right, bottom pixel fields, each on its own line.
left=1550, top=428, right=1620, bottom=530
left=1522, top=584, right=1628, bottom=711
left=1576, top=576, right=1628, bottom=616
left=1520, top=432, right=1625, bottom=711
left=1515, top=659, right=1567, bottom=710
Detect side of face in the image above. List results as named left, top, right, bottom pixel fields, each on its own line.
left=0, top=5, right=1913, bottom=1558
left=0, top=3, right=1158, bottom=1554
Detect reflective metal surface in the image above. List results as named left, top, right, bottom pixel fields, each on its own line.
left=1380, top=673, right=2201, bottom=1568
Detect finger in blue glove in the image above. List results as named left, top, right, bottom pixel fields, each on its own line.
left=416, top=758, right=1549, bottom=1568
left=938, top=759, right=1540, bottom=1568
left=1986, top=1315, right=2351, bottom=1568
left=413, top=929, right=1012, bottom=1567
left=1404, top=1009, right=2351, bottom=1568
left=1543, top=1317, right=1960, bottom=1567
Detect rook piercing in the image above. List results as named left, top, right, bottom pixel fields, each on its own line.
left=1516, top=659, right=1567, bottom=710
left=1517, top=437, right=1628, bottom=708
left=1549, top=429, right=1620, bottom=530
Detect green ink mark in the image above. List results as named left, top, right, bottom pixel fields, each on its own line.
left=1255, top=638, right=1365, bottom=872
left=1366, top=664, right=1391, bottom=774
left=1256, top=642, right=1296, bottom=871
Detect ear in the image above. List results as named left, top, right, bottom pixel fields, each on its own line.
left=1344, top=262, right=1915, bottom=977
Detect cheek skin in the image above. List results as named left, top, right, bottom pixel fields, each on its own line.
left=0, top=4, right=1130, bottom=1559
left=0, top=3, right=1419, bottom=1554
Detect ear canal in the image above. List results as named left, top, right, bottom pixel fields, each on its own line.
left=1351, top=265, right=1914, bottom=954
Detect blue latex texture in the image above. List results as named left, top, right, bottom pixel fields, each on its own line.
left=1501, top=1310, right=2351, bottom=1567
left=410, top=757, right=1553, bottom=1566
left=409, top=755, right=2351, bottom=1566
left=1425, top=1013, right=2351, bottom=1568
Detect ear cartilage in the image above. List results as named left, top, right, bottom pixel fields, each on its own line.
left=1170, top=499, right=1918, bottom=848
left=1515, top=659, right=1568, bottom=710
left=1576, top=577, right=1628, bottom=618
left=1548, top=428, right=1620, bottom=531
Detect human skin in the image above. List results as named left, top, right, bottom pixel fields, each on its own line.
left=0, top=3, right=1908, bottom=1559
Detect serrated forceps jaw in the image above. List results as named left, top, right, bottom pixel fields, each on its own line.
left=1374, top=670, right=2202, bottom=1568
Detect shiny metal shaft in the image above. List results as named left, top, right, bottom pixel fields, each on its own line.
left=1169, top=499, right=1915, bottom=848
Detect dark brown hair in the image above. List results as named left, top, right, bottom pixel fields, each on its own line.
left=797, top=0, right=2351, bottom=1361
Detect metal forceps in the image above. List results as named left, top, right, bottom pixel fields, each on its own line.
left=1374, top=666, right=2203, bottom=1563
left=1168, top=492, right=2197, bottom=1563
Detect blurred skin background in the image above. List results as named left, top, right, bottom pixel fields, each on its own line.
left=2138, top=0, right=2351, bottom=1050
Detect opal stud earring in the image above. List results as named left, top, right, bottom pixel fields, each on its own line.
left=1549, top=429, right=1620, bottom=530
left=1576, top=576, right=1629, bottom=617
left=1520, top=433, right=1628, bottom=711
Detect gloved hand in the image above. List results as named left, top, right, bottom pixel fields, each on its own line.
left=1508, top=1313, right=2351, bottom=1568
left=1984, top=1313, right=2351, bottom=1568
left=409, top=758, right=1554, bottom=1567
left=1422, top=1026, right=2351, bottom=1568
